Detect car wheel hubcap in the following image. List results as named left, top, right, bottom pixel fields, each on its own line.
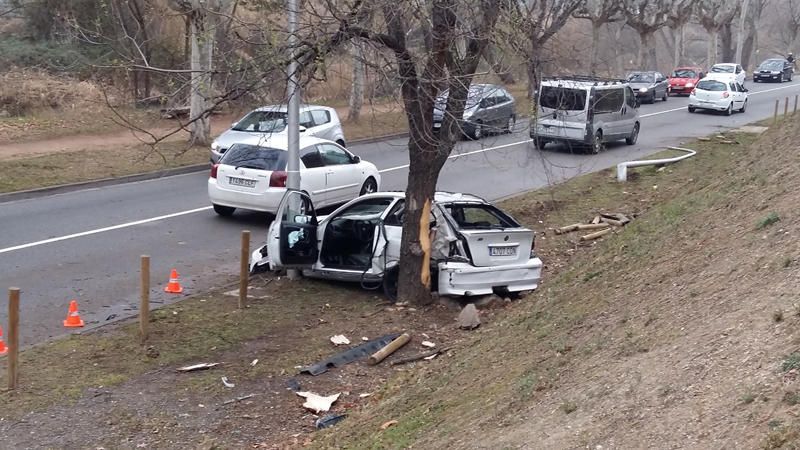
left=475, top=125, right=482, bottom=138
left=508, top=117, right=514, bottom=130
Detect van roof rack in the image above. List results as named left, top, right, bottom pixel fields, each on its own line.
left=542, top=75, right=627, bottom=86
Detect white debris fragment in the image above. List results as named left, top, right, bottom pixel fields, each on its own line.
left=177, top=363, right=219, bottom=372
left=359, top=393, right=372, bottom=398
left=361, top=337, right=369, bottom=342
left=250, top=359, right=259, bottom=367
left=296, top=391, right=341, bottom=413
left=424, top=354, right=438, bottom=361
left=221, top=377, right=235, bottom=388
left=421, top=341, right=436, bottom=348
left=330, top=335, right=351, bottom=345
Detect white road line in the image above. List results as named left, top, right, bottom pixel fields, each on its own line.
left=378, top=139, right=533, bottom=174
left=0, top=206, right=212, bottom=255
left=640, top=82, right=800, bottom=117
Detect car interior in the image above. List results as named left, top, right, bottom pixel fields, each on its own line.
left=320, top=198, right=395, bottom=269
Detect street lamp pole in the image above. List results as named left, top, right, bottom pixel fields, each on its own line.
left=286, top=0, right=301, bottom=280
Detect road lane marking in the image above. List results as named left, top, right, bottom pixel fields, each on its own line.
left=0, top=206, right=212, bottom=255
left=640, top=82, right=800, bottom=117
left=378, top=139, right=533, bottom=174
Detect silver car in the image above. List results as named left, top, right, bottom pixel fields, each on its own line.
left=432, top=83, right=517, bottom=139
left=251, top=190, right=543, bottom=299
left=210, top=105, right=347, bottom=163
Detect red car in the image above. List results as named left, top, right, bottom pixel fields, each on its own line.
left=668, top=66, right=705, bottom=96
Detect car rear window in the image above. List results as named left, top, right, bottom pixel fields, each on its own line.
left=711, top=65, right=734, bottom=73
left=443, top=203, right=519, bottom=229
left=220, top=144, right=288, bottom=171
left=539, top=86, right=587, bottom=111
left=696, top=80, right=727, bottom=91
left=232, top=111, right=288, bottom=132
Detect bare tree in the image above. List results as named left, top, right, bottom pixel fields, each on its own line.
left=697, top=0, right=739, bottom=66
left=347, top=41, right=366, bottom=122
left=739, top=0, right=768, bottom=69
left=664, top=0, right=694, bottom=67
left=778, top=0, right=800, bottom=55
left=622, top=0, right=672, bottom=70
left=573, top=0, right=624, bottom=74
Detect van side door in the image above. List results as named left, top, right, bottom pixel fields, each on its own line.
left=592, top=87, right=625, bottom=139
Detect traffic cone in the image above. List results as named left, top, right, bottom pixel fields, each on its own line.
left=63, top=300, right=85, bottom=328
left=0, top=325, right=7, bottom=356
left=164, top=268, right=184, bottom=294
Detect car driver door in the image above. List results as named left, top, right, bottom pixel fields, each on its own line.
left=267, top=190, right=319, bottom=270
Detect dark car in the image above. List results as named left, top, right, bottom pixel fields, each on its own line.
left=753, top=58, right=793, bottom=83
left=627, top=71, right=669, bottom=103
left=433, top=83, right=516, bottom=139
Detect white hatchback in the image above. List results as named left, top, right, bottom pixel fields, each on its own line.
left=708, top=63, right=747, bottom=86
left=208, top=136, right=380, bottom=216
left=688, top=76, right=748, bottom=115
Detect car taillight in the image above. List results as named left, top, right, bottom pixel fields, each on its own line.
left=722, top=91, right=730, bottom=98
left=269, top=171, right=287, bottom=187
left=210, top=164, right=219, bottom=179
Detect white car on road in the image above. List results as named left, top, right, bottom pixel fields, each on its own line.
left=251, top=190, right=543, bottom=298
left=210, top=105, right=347, bottom=163
left=208, top=136, right=380, bottom=216
left=709, top=63, right=747, bottom=86
left=688, top=75, right=748, bottom=115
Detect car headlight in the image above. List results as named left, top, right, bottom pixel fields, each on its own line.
left=639, top=87, right=648, bottom=93
left=685, top=82, right=694, bottom=87
left=211, top=142, right=220, bottom=151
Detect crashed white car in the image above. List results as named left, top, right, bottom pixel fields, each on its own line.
left=251, top=189, right=543, bottom=297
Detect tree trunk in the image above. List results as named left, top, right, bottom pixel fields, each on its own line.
left=707, top=29, right=718, bottom=66
left=721, top=23, right=735, bottom=62
left=189, top=10, right=212, bottom=145
left=735, top=0, right=750, bottom=64
left=482, top=44, right=515, bottom=84
left=589, top=21, right=601, bottom=75
left=347, top=42, right=365, bottom=122
left=674, top=23, right=685, bottom=67
left=638, top=31, right=657, bottom=69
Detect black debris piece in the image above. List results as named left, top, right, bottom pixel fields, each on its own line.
left=300, top=333, right=401, bottom=376
left=315, top=413, right=347, bottom=430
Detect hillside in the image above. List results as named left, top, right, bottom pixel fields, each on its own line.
left=316, top=119, right=800, bottom=449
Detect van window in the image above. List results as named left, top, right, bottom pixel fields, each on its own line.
left=593, top=88, right=624, bottom=114
left=625, top=87, right=636, bottom=108
left=539, top=86, right=587, bottom=111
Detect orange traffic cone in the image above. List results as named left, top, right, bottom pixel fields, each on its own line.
left=0, top=325, right=7, bottom=356
left=164, top=268, right=184, bottom=294
left=63, top=300, right=85, bottom=328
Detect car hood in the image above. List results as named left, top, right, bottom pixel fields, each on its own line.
left=629, top=82, right=655, bottom=90
left=213, top=129, right=289, bottom=150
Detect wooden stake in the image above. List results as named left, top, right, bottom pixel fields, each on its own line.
left=775, top=99, right=780, bottom=123
left=555, top=224, right=580, bottom=235
left=576, top=223, right=610, bottom=231
left=794, top=95, right=798, bottom=114
left=8, top=287, right=20, bottom=390
left=785, top=97, right=790, bottom=116
left=368, top=333, right=410, bottom=365
left=240, top=230, right=251, bottom=309
left=140, top=255, right=150, bottom=343
left=390, top=347, right=451, bottom=366
left=579, top=228, right=612, bottom=242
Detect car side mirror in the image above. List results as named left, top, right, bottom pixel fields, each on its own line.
left=351, top=155, right=361, bottom=164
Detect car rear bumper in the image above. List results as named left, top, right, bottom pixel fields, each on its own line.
left=208, top=179, right=285, bottom=213
left=531, top=122, right=589, bottom=144
left=669, top=86, right=692, bottom=94
left=437, top=257, right=543, bottom=296
left=689, top=97, right=730, bottom=111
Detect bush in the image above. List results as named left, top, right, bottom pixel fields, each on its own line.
left=0, top=37, right=107, bottom=76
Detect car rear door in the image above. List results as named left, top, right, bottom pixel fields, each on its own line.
left=318, top=143, right=362, bottom=204
left=299, top=145, right=328, bottom=206
left=267, top=190, right=319, bottom=270
left=310, top=109, right=336, bottom=141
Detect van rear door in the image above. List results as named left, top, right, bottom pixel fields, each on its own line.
left=536, top=86, right=588, bottom=142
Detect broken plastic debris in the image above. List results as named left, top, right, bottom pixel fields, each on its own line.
left=421, top=341, right=436, bottom=348
left=424, top=354, right=438, bottom=361
left=362, top=337, right=369, bottom=341
left=177, top=363, right=219, bottom=372
left=221, top=377, right=235, bottom=388
left=300, top=333, right=401, bottom=376
left=296, top=391, right=341, bottom=413
left=250, top=359, right=259, bottom=367
left=330, top=335, right=351, bottom=346
left=315, top=413, right=347, bottom=429
left=359, top=393, right=372, bottom=398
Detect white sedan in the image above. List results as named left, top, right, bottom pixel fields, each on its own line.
left=208, top=136, right=380, bottom=216
left=688, top=76, right=748, bottom=115
left=709, top=63, right=747, bottom=86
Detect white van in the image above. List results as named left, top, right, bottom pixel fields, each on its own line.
left=530, top=76, right=641, bottom=154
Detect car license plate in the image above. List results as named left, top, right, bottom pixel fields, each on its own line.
left=490, top=246, right=517, bottom=257
left=229, top=177, right=256, bottom=188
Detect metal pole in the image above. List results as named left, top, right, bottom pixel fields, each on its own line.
left=140, top=255, right=150, bottom=343
left=8, top=287, right=20, bottom=390
left=239, top=230, right=250, bottom=309
left=286, top=0, right=301, bottom=280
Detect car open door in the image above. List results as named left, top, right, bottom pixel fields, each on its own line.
left=267, top=189, right=319, bottom=270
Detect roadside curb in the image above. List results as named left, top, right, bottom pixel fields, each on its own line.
left=0, top=132, right=410, bottom=204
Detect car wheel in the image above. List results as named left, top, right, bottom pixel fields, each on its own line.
left=739, top=99, right=747, bottom=113
left=688, top=106, right=696, bottom=113
left=591, top=130, right=604, bottom=154
left=505, top=115, right=516, bottom=133
left=790, top=72, right=794, bottom=82
left=626, top=123, right=639, bottom=145
left=780, top=74, right=784, bottom=83
left=533, top=137, right=548, bottom=150
left=472, top=121, right=483, bottom=140
left=336, top=139, right=346, bottom=148
left=213, top=204, right=235, bottom=217
left=648, top=93, right=656, bottom=104
left=662, top=90, right=668, bottom=102
left=725, top=103, right=733, bottom=116
left=382, top=266, right=399, bottom=302
left=359, top=177, right=378, bottom=196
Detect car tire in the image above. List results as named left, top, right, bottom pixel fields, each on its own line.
left=662, top=91, right=668, bottom=102
left=213, top=204, right=235, bottom=217
left=533, top=137, right=548, bottom=150
left=383, top=266, right=399, bottom=302
left=648, top=93, right=656, bottom=104
left=359, top=177, right=378, bottom=196
left=688, top=106, right=696, bottom=113
left=790, top=72, right=794, bottom=82
left=626, top=123, right=639, bottom=145
left=471, top=121, right=483, bottom=140
left=739, top=99, right=747, bottom=113
left=780, top=74, right=784, bottom=83
left=725, top=103, right=733, bottom=116
left=505, top=115, right=516, bottom=133
left=591, top=130, right=604, bottom=154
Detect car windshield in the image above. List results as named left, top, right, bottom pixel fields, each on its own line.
left=628, top=73, right=654, bottom=83
left=334, top=198, right=394, bottom=219
left=232, top=111, right=288, bottom=132
left=219, top=144, right=287, bottom=171
left=759, top=60, right=784, bottom=71
left=539, top=86, right=587, bottom=111
left=435, top=86, right=484, bottom=110
left=711, top=65, right=734, bottom=73
left=696, top=80, right=727, bottom=91
left=443, top=203, right=519, bottom=229
left=671, top=69, right=697, bottom=78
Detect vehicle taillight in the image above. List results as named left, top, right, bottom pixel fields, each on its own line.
left=210, top=164, right=219, bottom=179
left=269, top=171, right=287, bottom=187
left=722, top=91, right=730, bottom=98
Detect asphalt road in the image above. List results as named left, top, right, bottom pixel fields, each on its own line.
left=2, top=80, right=800, bottom=345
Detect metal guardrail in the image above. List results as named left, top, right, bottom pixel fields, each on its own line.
left=616, top=146, right=697, bottom=182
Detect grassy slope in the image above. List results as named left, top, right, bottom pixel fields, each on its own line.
left=316, top=119, right=800, bottom=449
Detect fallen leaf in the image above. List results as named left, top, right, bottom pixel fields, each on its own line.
left=381, top=420, right=398, bottom=430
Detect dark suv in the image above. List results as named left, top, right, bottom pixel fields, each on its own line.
left=753, top=58, right=793, bottom=83
left=433, top=84, right=516, bottom=139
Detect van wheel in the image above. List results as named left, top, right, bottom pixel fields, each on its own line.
left=591, top=130, right=604, bottom=154
left=533, top=137, right=547, bottom=150
left=213, top=204, right=235, bottom=216
left=626, top=123, right=639, bottom=145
